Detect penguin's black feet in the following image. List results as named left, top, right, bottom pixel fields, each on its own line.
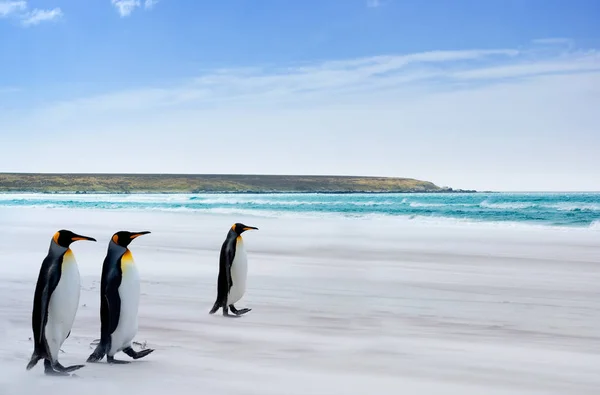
left=54, top=362, right=85, bottom=373
left=209, top=300, right=224, bottom=315
left=44, top=360, right=70, bottom=377
left=229, top=304, right=251, bottom=316
left=86, top=354, right=103, bottom=363
left=107, top=355, right=130, bottom=364
left=123, top=347, right=154, bottom=360
left=44, top=369, right=70, bottom=377
left=222, top=306, right=241, bottom=318
left=87, top=343, right=107, bottom=363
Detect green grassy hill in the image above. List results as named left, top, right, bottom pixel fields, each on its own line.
left=0, top=173, right=458, bottom=193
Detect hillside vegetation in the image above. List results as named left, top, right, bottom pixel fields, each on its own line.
left=0, top=173, right=453, bottom=193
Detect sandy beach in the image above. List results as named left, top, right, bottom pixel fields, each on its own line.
left=0, top=207, right=598, bottom=395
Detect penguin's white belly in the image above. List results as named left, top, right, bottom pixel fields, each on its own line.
left=109, top=259, right=140, bottom=355
left=45, top=251, right=80, bottom=361
left=227, top=239, right=248, bottom=305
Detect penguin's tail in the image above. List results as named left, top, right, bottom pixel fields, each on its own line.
left=87, top=342, right=107, bottom=363
left=26, top=352, right=42, bottom=370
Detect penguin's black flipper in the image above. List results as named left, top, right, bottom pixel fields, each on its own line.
left=229, top=305, right=251, bottom=316
left=88, top=264, right=122, bottom=362
left=210, top=241, right=235, bottom=315
left=104, top=267, right=123, bottom=337
left=123, top=347, right=154, bottom=360
left=29, top=256, right=61, bottom=371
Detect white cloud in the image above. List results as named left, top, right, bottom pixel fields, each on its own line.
left=1, top=45, right=599, bottom=191
left=453, top=51, right=600, bottom=80
left=30, top=49, right=524, bottom=116
left=22, top=47, right=598, bottom=118
left=21, top=7, right=62, bottom=26
left=111, top=0, right=157, bottom=17
left=112, top=0, right=140, bottom=17
left=0, top=1, right=26, bottom=17
left=532, top=37, right=573, bottom=46
left=144, top=0, right=158, bottom=10
left=0, top=1, right=62, bottom=26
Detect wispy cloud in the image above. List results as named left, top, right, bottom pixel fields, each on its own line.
left=0, top=1, right=62, bottom=26
left=532, top=37, right=574, bottom=46
left=36, top=49, right=524, bottom=115
left=0, top=1, right=26, bottom=17
left=366, top=0, right=382, bottom=8
left=453, top=51, right=599, bottom=80
left=29, top=46, right=600, bottom=117
left=111, top=0, right=140, bottom=17
left=2, top=45, right=599, bottom=191
left=144, top=0, right=158, bottom=10
left=111, top=0, right=157, bottom=17
left=21, top=7, right=62, bottom=26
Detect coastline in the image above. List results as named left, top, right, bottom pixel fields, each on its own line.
left=0, top=190, right=480, bottom=195
left=0, top=173, right=469, bottom=194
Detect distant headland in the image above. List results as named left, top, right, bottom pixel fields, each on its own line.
left=0, top=173, right=476, bottom=194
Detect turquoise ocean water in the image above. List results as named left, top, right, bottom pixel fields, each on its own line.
left=1, top=192, right=599, bottom=229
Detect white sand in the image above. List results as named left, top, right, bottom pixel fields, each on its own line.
left=0, top=207, right=599, bottom=394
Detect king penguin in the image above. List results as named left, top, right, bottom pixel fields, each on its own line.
left=87, top=230, right=154, bottom=364
left=26, top=229, right=96, bottom=376
left=209, top=223, right=258, bottom=317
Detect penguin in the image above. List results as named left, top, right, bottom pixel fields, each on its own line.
left=209, top=223, right=258, bottom=317
left=26, top=229, right=96, bottom=376
left=87, top=231, right=154, bottom=364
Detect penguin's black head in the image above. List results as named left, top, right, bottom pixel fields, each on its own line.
left=231, top=223, right=258, bottom=235
left=53, top=229, right=97, bottom=248
left=112, top=231, right=151, bottom=248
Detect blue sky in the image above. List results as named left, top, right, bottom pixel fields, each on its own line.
left=1, top=0, right=599, bottom=191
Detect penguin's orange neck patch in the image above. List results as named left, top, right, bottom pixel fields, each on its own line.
left=62, top=249, right=76, bottom=271
left=52, top=232, right=60, bottom=244
left=121, top=249, right=135, bottom=273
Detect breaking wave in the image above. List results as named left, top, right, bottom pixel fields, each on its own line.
left=0, top=192, right=599, bottom=229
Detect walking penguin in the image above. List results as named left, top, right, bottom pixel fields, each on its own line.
left=87, top=231, right=154, bottom=364
left=27, top=230, right=96, bottom=376
left=209, top=223, right=258, bottom=317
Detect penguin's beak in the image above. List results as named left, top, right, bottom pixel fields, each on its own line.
left=130, top=231, right=151, bottom=239
left=242, top=226, right=258, bottom=231
left=71, top=234, right=97, bottom=242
